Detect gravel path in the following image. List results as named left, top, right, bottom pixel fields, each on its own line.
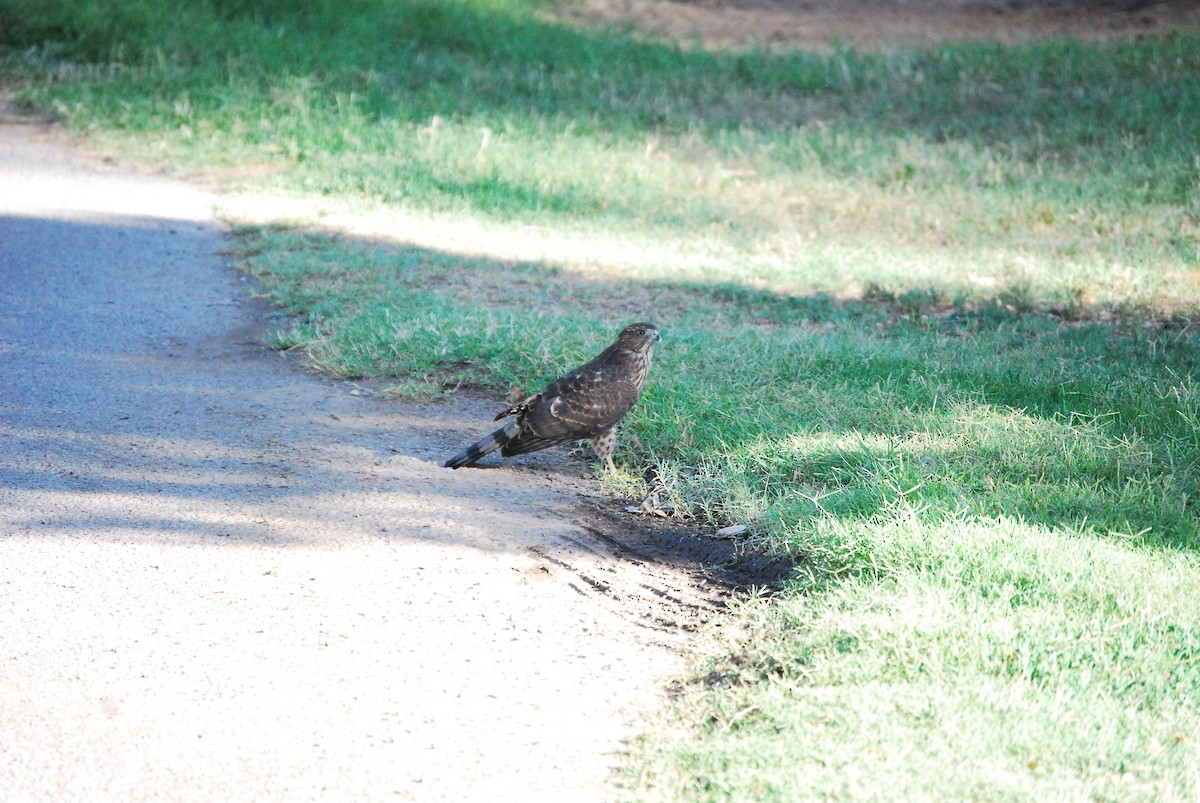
left=0, top=120, right=722, bottom=802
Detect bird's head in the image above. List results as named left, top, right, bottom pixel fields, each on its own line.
left=617, top=322, right=661, bottom=352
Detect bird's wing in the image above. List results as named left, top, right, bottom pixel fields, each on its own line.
left=500, top=367, right=639, bottom=457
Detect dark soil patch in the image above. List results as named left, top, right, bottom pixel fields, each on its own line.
left=579, top=501, right=799, bottom=589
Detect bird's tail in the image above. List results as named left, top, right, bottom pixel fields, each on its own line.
left=444, top=419, right=518, bottom=469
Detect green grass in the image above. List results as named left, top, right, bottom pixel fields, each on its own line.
left=636, top=523, right=1200, bottom=800
left=4, top=1, right=1199, bottom=798
left=5, top=0, right=1198, bottom=307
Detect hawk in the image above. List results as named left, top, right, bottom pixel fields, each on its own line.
left=444, top=322, right=661, bottom=471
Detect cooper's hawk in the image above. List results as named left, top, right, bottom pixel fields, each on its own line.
left=444, top=322, right=661, bottom=471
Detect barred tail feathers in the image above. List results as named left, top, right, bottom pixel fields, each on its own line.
left=444, top=420, right=518, bottom=469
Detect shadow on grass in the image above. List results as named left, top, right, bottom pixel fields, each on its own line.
left=225, top=221, right=1200, bottom=555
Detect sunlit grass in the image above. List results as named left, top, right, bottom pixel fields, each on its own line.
left=632, top=512, right=1200, bottom=801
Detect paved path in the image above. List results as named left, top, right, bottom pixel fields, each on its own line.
left=0, top=122, right=714, bottom=801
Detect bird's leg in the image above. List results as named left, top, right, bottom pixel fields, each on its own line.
left=591, top=428, right=619, bottom=475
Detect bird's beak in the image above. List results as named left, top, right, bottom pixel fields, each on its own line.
left=655, top=330, right=662, bottom=342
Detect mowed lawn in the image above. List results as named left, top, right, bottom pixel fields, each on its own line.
left=3, top=0, right=1198, bottom=799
